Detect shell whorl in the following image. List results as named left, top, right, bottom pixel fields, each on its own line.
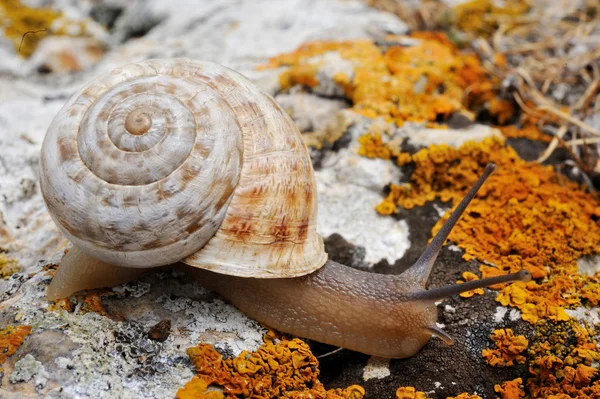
left=41, top=59, right=326, bottom=277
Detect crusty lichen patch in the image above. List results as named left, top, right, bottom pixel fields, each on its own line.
left=357, top=132, right=394, bottom=160
left=263, top=33, right=508, bottom=128
left=0, top=325, right=31, bottom=370
left=453, top=0, right=530, bottom=38
left=177, top=331, right=365, bottom=399
left=81, top=293, right=109, bottom=316
left=527, top=320, right=600, bottom=397
left=498, top=125, right=552, bottom=143
left=266, top=33, right=556, bottom=148
left=376, top=137, right=600, bottom=324
left=366, top=135, right=600, bottom=396
left=395, top=386, right=428, bottom=399
left=494, top=378, right=525, bottom=399
left=0, top=252, right=22, bottom=279
left=446, top=394, right=482, bottom=399
left=394, top=388, right=484, bottom=399
left=481, top=329, right=528, bottom=367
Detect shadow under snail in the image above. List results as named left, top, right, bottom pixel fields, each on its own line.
left=40, top=58, right=531, bottom=359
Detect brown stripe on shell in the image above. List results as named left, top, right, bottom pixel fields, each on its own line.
left=58, top=139, right=77, bottom=163
left=183, top=60, right=326, bottom=278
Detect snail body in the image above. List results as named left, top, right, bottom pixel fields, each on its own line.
left=41, top=59, right=530, bottom=358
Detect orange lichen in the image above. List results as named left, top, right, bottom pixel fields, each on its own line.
left=453, top=0, right=530, bottom=37
left=0, top=252, right=21, bottom=279
left=266, top=34, right=556, bottom=147
left=0, top=325, right=31, bottom=370
left=445, top=394, right=482, bottom=399
left=394, top=387, right=484, bottom=399
left=482, top=329, right=528, bottom=367
left=396, top=152, right=413, bottom=166
left=527, top=320, right=600, bottom=398
left=48, top=298, right=73, bottom=312
left=279, top=64, right=320, bottom=90
left=377, top=137, right=600, bottom=323
left=487, top=98, right=515, bottom=125
left=177, top=332, right=365, bottom=399
left=499, top=125, right=552, bottom=143
left=494, top=378, right=525, bottom=399
left=263, top=34, right=501, bottom=128
left=178, top=376, right=223, bottom=399
left=395, top=386, right=428, bottom=399
left=457, top=271, right=485, bottom=298
left=357, top=132, right=392, bottom=160
left=81, top=293, right=108, bottom=316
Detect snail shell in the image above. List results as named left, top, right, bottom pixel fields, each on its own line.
left=40, top=59, right=326, bottom=277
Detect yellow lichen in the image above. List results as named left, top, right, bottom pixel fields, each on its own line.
left=395, top=386, right=428, bottom=399
left=0, top=0, right=106, bottom=59
left=488, top=98, right=515, bottom=125
left=377, top=137, right=600, bottom=323
left=0, top=0, right=60, bottom=57
left=494, top=378, right=525, bottom=399
left=457, top=271, right=485, bottom=298
left=357, top=132, right=392, bottom=160
left=446, top=394, right=482, bottom=399
left=177, top=376, right=227, bottom=399
left=266, top=34, right=554, bottom=146
left=177, top=332, right=365, bottom=399
left=482, top=329, right=528, bottom=367
left=499, top=125, right=552, bottom=143
left=263, top=34, right=500, bottom=128
left=527, top=320, right=600, bottom=398
left=80, top=293, right=109, bottom=315
left=0, top=325, right=31, bottom=371
left=48, top=298, right=73, bottom=313
left=453, top=0, right=530, bottom=37
left=0, top=252, right=22, bottom=279
left=279, top=64, right=320, bottom=90
left=396, top=152, right=412, bottom=166
left=394, top=387, right=486, bottom=399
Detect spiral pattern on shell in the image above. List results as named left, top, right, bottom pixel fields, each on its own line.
left=41, top=59, right=326, bottom=276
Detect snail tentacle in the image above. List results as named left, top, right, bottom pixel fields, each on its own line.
left=401, top=163, right=498, bottom=287
left=424, top=326, right=456, bottom=346
left=407, top=270, right=532, bottom=303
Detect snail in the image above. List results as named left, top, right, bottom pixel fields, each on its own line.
left=40, top=59, right=531, bottom=359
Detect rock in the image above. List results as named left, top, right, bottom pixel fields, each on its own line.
left=89, top=3, right=124, bottom=31
left=397, top=123, right=503, bottom=149
left=308, top=52, right=355, bottom=97
left=362, top=356, right=391, bottom=381
left=147, top=319, right=172, bottom=342
left=275, top=90, right=349, bottom=133
left=323, top=233, right=368, bottom=270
